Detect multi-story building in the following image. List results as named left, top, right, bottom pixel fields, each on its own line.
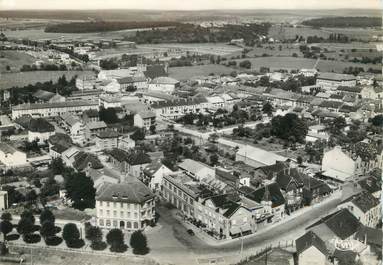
left=0, top=143, right=28, bottom=169
left=95, top=182, right=155, bottom=231
left=60, top=114, right=86, bottom=146
left=12, top=101, right=99, bottom=119
left=151, top=98, right=208, bottom=120
left=27, top=118, right=55, bottom=144
left=148, top=76, right=180, bottom=94
left=338, top=191, right=381, bottom=228
left=95, top=130, right=120, bottom=150
left=133, top=111, right=156, bottom=130
left=316, top=72, right=357, bottom=91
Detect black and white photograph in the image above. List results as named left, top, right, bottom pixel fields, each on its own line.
left=0, top=1, right=381, bottom=265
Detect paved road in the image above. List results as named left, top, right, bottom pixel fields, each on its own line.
left=152, top=195, right=341, bottom=265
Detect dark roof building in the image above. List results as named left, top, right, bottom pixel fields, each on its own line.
left=96, top=181, right=154, bottom=204
left=73, top=151, right=104, bottom=171
left=239, top=183, right=285, bottom=208
left=29, top=118, right=55, bottom=133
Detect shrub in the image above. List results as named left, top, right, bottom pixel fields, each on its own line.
left=45, top=236, right=63, bottom=246
left=130, top=230, right=149, bottom=255
left=23, top=234, right=41, bottom=244
left=90, top=241, right=107, bottom=251
left=65, top=238, right=85, bottom=248
left=6, top=234, right=20, bottom=241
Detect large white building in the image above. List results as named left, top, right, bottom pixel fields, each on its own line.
left=148, top=77, right=180, bottom=94
left=133, top=110, right=156, bottom=130
left=321, top=146, right=356, bottom=183
left=27, top=118, right=55, bottom=144
left=316, top=72, right=356, bottom=90
left=236, top=145, right=288, bottom=168
left=95, top=182, right=156, bottom=231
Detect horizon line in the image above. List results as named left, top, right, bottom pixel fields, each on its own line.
left=0, top=7, right=381, bottom=11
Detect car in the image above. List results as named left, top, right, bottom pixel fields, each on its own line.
left=187, top=229, right=195, bottom=236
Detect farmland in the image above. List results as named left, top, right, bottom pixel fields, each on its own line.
left=168, top=64, right=234, bottom=80
left=0, top=70, right=93, bottom=90
left=0, top=50, right=36, bottom=72
left=233, top=56, right=380, bottom=73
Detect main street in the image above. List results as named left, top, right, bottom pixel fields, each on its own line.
left=148, top=194, right=341, bottom=265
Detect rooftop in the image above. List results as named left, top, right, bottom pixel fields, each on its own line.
left=96, top=181, right=154, bottom=204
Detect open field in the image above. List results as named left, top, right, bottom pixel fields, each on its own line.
left=268, top=25, right=381, bottom=41
left=234, top=56, right=381, bottom=73
left=0, top=50, right=37, bottom=72
left=3, top=28, right=137, bottom=42
left=168, top=64, right=233, bottom=80
left=0, top=70, right=93, bottom=89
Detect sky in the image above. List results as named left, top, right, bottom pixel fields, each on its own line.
left=0, top=0, right=381, bottom=10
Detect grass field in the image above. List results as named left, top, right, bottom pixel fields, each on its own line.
left=168, top=64, right=233, bottom=80
left=0, top=70, right=93, bottom=89
left=0, top=50, right=37, bottom=73
left=234, top=56, right=380, bottom=73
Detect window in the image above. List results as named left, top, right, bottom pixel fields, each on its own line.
left=99, top=219, right=104, bottom=226
left=112, top=220, right=117, bottom=227
left=127, top=212, right=131, bottom=218
left=99, top=201, right=103, bottom=206
left=106, top=202, right=110, bottom=207
left=106, top=210, right=110, bottom=217
left=134, top=213, right=138, bottom=219
left=99, top=209, right=103, bottom=216
left=113, top=211, right=117, bottom=217
left=113, top=202, right=116, bottom=207
left=120, top=211, right=124, bottom=218
left=120, top=202, right=123, bottom=208
left=106, top=220, right=111, bottom=226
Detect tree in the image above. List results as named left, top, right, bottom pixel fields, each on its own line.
left=370, top=115, right=383, bottom=127
left=262, top=102, right=274, bottom=116
left=106, top=228, right=127, bottom=252
left=149, top=124, right=156, bottom=134
left=49, top=157, right=65, bottom=175
left=40, top=221, right=56, bottom=240
left=209, top=154, right=219, bottom=166
left=62, top=223, right=80, bottom=242
left=130, top=128, right=145, bottom=141
left=271, top=113, right=308, bottom=143
left=0, top=220, right=13, bottom=240
left=40, top=208, right=55, bottom=225
left=99, top=107, right=119, bottom=124
left=130, top=230, right=149, bottom=255
left=0, top=212, right=12, bottom=222
left=17, top=217, right=34, bottom=235
left=239, top=60, right=251, bottom=69
left=5, top=65, right=10, bottom=71
left=25, top=190, right=38, bottom=205
left=65, top=171, right=96, bottom=210
left=85, top=225, right=102, bottom=243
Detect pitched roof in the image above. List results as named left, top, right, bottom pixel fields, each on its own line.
left=276, top=168, right=304, bottom=192
left=127, top=151, right=152, bottom=166
left=96, top=130, right=120, bottom=139
left=318, top=72, right=356, bottom=81
left=13, top=101, right=98, bottom=111
left=0, top=143, right=18, bottom=155
left=73, top=151, right=103, bottom=171
left=61, top=113, right=82, bottom=126
left=237, top=145, right=288, bottom=166
left=296, top=231, right=331, bottom=256
left=143, top=162, right=169, bottom=177
left=239, top=182, right=285, bottom=208
left=150, top=76, right=179, bottom=85
left=357, top=174, right=381, bottom=195
left=307, top=209, right=361, bottom=240
left=86, top=121, right=107, bottom=130
left=342, top=191, right=380, bottom=213
left=204, top=194, right=241, bottom=218
left=136, top=110, right=156, bottom=119
left=33, top=89, right=55, bottom=101
left=28, top=118, right=55, bottom=133
left=96, top=181, right=154, bottom=204
left=178, top=159, right=214, bottom=176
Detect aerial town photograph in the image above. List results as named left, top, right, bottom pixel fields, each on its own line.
left=0, top=0, right=381, bottom=265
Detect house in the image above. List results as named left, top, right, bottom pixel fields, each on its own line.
left=321, top=146, right=356, bottom=183
left=107, top=149, right=151, bottom=177
left=95, top=181, right=155, bottom=231
left=296, top=231, right=332, bottom=265
left=178, top=159, right=215, bottom=181
left=61, top=146, right=80, bottom=167
left=316, top=72, right=357, bottom=90
left=117, top=76, right=147, bottom=91
left=11, top=101, right=99, bottom=119
left=235, top=145, right=288, bottom=168
left=48, top=133, right=73, bottom=158
left=299, top=68, right=318, bottom=77
left=85, top=121, right=107, bottom=141
left=60, top=113, right=85, bottom=146
left=148, top=77, right=180, bottom=94
left=72, top=151, right=103, bottom=172
left=133, top=111, right=156, bottom=130
left=360, top=86, right=383, bottom=100
left=118, top=136, right=136, bottom=150
left=97, top=69, right=133, bottom=80
left=338, top=191, right=381, bottom=228
left=239, top=183, right=286, bottom=224
left=27, top=118, right=55, bottom=144
left=82, top=109, right=99, bottom=124
left=95, top=130, right=120, bottom=150
left=305, top=125, right=330, bottom=143
left=194, top=194, right=256, bottom=239
left=142, top=162, right=173, bottom=192
left=357, top=171, right=381, bottom=199
left=0, top=143, right=28, bottom=169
